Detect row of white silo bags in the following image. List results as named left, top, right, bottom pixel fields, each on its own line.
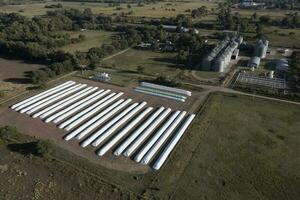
left=10, top=81, right=197, bottom=171
left=32, top=86, right=98, bottom=119
left=21, top=83, right=86, bottom=114
left=113, top=107, right=165, bottom=156
left=140, top=82, right=192, bottom=97
left=81, top=102, right=144, bottom=147
left=64, top=99, right=130, bottom=141
left=59, top=92, right=123, bottom=130
left=91, top=102, right=147, bottom=147
left=152, top=114, right=195, bottom=170
left=96, top=107, right=153, bottom=156
left=45, top=89, right=110, bottom=123
left=140, top=111, right=187, bottom=165
left=74, top=99, right=130, bottom=140
left=123, top=108, right=171, bottom=157
left=134, top=110, right=181, bottom=163
left=11, top=81, right=75, bottom=110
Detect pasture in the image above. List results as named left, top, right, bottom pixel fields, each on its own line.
left=60, top=30, right=115, bottom=53
left=101, top=49, right=181, bottom=77
left=0, top=57, right=45, bottom=102
left=0, top=1, right=218, bottom=18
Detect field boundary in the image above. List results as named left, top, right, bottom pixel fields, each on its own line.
left=167, top=92, right=219, bottom=199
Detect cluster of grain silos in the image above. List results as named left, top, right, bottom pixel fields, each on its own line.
left=201, top=36, right=242, bottom=72
left=11, top=81, right=196, bottom=170
left=254, top=39, right=269, bottom=58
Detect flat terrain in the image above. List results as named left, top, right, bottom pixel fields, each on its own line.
left=0, top=128, right=136, bottom=200
left=0, top=57, right=45, bottom=102
left=0, top=1, right=217, bottom=18
left=1, top=89, right=299, bottom=199
left=101, top=49, right=181, bottom=77
left=0, top=78, right=203, bottom=173
left=171, top=92, right=300, bottom=199
left=60, top=30, right=115, bottom=53
left=0, top=57, right=44, bottom=82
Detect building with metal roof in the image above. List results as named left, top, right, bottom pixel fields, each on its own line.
left=247, top=56, right=261, bottom=68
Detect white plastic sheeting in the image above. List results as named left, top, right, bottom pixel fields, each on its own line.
left=64, top=99, right=129, bottom=141
left=140, top=111, right=186, bottom=165
left=113, top=107, right=165, bottom=156
left=20, top=84, right=86, bottom=114
left=93, top=102, right=147, bottom=148
left=141, top=82, right=192, bottom=96
left=59, top=92, right=123, bottom=130
left=81, top=102, right=140, bottom=147
left=13, top=81, right=76, bottom=111
left=134, top=110, right=180, bottom=163
left=152, top=114, right=195, bottom=170
left=10, top=80, right=197, bottom=170
left=97, top=107, right=153, bottom=156
left=25, top=84, right=87, bottom=115
left=32, top=86, right=97, bottom=119
left=123, top=108, right=171, bottom=157
left=45, top=89, right=108, bottom=123
left=134, top=88, right=185, bottom=102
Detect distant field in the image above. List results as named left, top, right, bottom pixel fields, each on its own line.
left=0, top=1, right=218, bottom=18
left=60, top=30, right=114, bottom=53
left=101, top=49, right=182, bottom=77
left=232, top=8, right=290, bottom=19
left=264, top=27, right=300, bottom=48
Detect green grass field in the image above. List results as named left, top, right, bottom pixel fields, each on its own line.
left=169, top=92, right=300, bottom=199
left=60, top=30, right=114, bottom=53
left=101, top=49, right=182, bottom=77
left=0, top=1, right=217, bottom=18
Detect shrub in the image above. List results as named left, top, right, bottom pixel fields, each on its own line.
left=35, top=140, right=53, bottom=157
left=0, top=126, right=19, bottom=142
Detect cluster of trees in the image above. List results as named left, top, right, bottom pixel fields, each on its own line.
left=173, top=33, right=206, bottom=65
left=261, top=0, right=300, bottom=10
left=44, top=3, right=63, bottom=9
left=217, top=2, right=300, bottom=33
left=46, top=8, right=114, bottom=30
left=255, top=13, right=300, bottom=28
left=191, top=6, right=209, bottom=18
left=0, top=13, right=85, bottom=61
left=289, top=51, right=300, bottom=92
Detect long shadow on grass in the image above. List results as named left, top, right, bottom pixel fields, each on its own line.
left=3, top=70, right=35, bottom=84
left=7, top=142, right=38, bottom=155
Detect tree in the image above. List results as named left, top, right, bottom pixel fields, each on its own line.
left=35, top=140, right=53, bottom=157
left=137, top=65, right=145, bottom=74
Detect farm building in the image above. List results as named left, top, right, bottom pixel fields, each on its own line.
left=275, top=59, right=289, bottom=71
left=247, top=56, right=261, bottom=68
left=161, top=25, right=198, bottom=34
left=201, top=35, right=242, bottom=72
left=254, top=39, right=269, bottom=58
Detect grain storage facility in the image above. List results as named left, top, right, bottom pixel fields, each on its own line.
left=254, top=39, right=269, bottom=58
left=201, top=35, right=242, bottom=72
left=11, top=81, right=197, bottom=170
left=247, top=56, right=261, bottom=68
